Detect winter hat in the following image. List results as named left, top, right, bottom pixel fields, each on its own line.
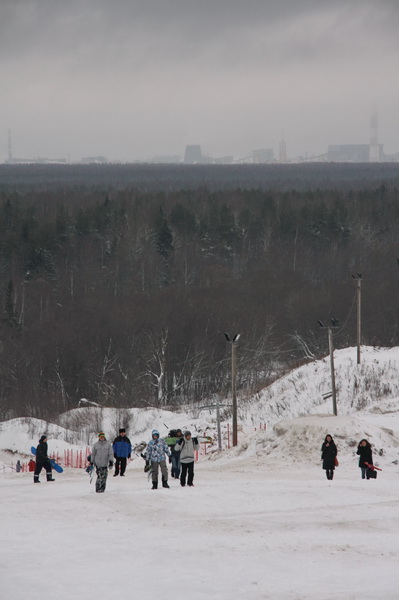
left=119, top=428, right=126, bottom=433
left=152, top=429, right=160, bottom=437
left=98, top=432, right=105, bottom=438
left=184, top=430, right=191, bottom=437
left=39, top=435, right=47, bottom=443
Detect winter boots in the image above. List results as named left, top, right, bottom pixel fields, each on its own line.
left=152, top=480, right=170, bottom=489
left=34, top=475, right=40, bottom=483
left=47, top=475, right=55, bottom=481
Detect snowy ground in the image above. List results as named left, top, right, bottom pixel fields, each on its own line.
left=3, top=346, right=399, bottom=599
left=2, top=451, right=399, bottom=600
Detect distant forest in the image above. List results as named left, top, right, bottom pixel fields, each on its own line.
left=1, top=162, right=399, bottom=420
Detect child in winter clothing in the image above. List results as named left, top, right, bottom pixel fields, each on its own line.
left=34, top=435, right=55, bottom=483
left=146, top=429, right=171, bottom=489
left=91, top=432, right=114, bottom=493
left=174, top=431, right=200, bottom=487
left=357, top=439, right=373, bottom=479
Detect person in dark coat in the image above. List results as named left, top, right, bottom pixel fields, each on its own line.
left=357, top=439, right=373, bottom=479
left=169, top=429, right=183, bottom=479
left=34, top=435, right=55, bottom=483
left=321, top=434, right=337, bottom=480
left=112, top=428, right=132, bottom=477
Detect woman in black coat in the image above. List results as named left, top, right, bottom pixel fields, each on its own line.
left=356, top=439, right=373, bottom=479
left=321, top=434, right=337, bottom=480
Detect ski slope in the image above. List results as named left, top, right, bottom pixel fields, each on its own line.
left=2, top=346, right=399, bottom=599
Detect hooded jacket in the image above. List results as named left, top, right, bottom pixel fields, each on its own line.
left=91, top=439, right=114, bottom=468
left=146, top=438, right=171, bottom=463
left=174, top=437, right=200, bottom=464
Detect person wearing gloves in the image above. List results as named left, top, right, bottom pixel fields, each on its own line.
left=112, top=428, right=132, bottom=477
left=174, top=430, right=200, bottom=487
left=90, top=432, right=114, bottom=493
left=33, top=435, right=55, bottom=483
left=146, top=429, right=171, bottom=490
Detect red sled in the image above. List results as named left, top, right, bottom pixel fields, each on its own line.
left=364, top=462, right=382, bottom=471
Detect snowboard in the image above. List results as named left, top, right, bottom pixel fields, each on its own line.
left=31, top=446, right=64, bottom=473
left=165, top=435, right=213, bottom=446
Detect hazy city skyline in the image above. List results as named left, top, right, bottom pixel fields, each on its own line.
left=1, top=0, right=399, bottom=163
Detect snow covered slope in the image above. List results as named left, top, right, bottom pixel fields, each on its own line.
left=1, top=346, right=399, bottom=470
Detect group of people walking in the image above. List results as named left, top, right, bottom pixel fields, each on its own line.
left=146, top=428, right=200, bottom=490
left=32, top=430, right=379, bottom=492
left=86, top=427, right=200, bottom=493
left=321, top=434, right=375, bottom=480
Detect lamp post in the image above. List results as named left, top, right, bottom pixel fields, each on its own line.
left=317, top=319, right=339, bottom=416
left=224, top=333, right=240, bottom=446
left=352, top=273, right=362, bottom=365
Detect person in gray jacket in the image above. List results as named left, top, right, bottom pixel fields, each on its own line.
left=90, top=432, right=114, bottom=493
left=174, top=430, right=199, bottom=487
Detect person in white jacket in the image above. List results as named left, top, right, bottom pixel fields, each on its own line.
left=90, top=432, right=114, bottom=493
left=174, top=430, right=199, bottom=487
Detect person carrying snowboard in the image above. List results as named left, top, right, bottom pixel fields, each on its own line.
left=357, top=439, right=373, bottom=479
left=321, top=434, right=337, bottom=481
left=33, top=435, right=55, bottom=483
left=112, top=428, right=132, bottom=477
left=167, top=428, right=183, bottom=479
left=145, top=429, right=171, bottom=489
left=174, top=430, right=200, bottom=487
left=90, top=432, right=114, bottom=493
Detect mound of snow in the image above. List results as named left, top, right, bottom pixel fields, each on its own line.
left=213, top=414, right=399, bottom=471
left=239, top=346, right=399, bottom=427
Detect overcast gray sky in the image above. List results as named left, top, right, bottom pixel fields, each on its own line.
left=1, top=0, right=398, bottom=162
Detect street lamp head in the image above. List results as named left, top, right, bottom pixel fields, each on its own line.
left=233, top=334, right=240, bottom=342
left=317, top=320, right=325, bottom=328
left=224, top=333, right=231, bottom=342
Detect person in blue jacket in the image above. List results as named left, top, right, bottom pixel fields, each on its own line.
left=112, top=428, right=132, bottom=477
left=146, top=429, right=171, bottom=489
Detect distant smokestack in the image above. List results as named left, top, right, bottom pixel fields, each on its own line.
left=279, top=132, right=287, bottom=164
left=369, top=104, right=381, bottom=162
left=8, top=129, right=13, bottom=162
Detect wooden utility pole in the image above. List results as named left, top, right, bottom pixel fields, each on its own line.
left=317, top=320, right=338, bottom=416
left=224, top=333, right=240, bottom=447
left=231, top=340, right=238, bottom=446
left=356, top=276, right=362, bottom=365
left=328, top=327, right=337, bottom=416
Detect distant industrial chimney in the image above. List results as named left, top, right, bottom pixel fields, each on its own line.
left=8, top=129, right=13, bottom=162
left=369, top=105, right=381, bottom=162
left=279, top=133, right=287, bottom=164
